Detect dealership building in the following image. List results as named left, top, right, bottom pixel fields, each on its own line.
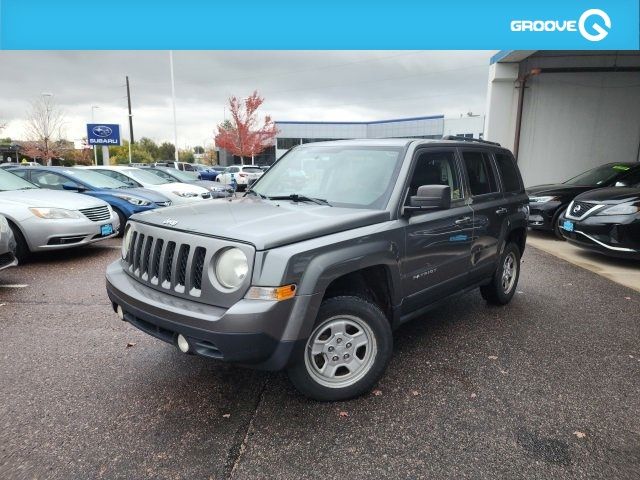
left=218, top=114, right=485, bottom=166
left=484, top=50, right=640, bottom=186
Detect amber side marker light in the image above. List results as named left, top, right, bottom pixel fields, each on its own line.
left=245, top=284, right=297, bottom=301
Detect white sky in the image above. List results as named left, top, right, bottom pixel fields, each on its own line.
left=0, top=51, right=495, bottom=148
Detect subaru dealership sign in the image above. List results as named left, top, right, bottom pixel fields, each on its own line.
left=87, top=124, right=121, bottom=146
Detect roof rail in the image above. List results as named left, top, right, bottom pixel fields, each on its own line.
left=441, top=135, right=501, bottom=147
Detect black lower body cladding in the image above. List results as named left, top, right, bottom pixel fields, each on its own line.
left=105, top=260, right=319, bottom=370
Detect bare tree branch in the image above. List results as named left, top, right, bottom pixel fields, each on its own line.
left=24, top=96, right=66, bottom=165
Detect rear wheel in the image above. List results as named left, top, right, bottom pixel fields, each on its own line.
left=480, top=242, right=521, bottom=305
left=8, top=223, right=29, bottom=263
left=288, top=296, right=393, bottom=401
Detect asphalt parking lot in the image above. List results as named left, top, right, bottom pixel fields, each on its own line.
left=1, top=239, right=639, bottom=479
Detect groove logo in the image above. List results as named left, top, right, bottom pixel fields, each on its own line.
left=511, top=9, right=611, bottom=42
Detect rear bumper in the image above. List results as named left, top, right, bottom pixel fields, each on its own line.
left=105, top=261, right=316, bottom=370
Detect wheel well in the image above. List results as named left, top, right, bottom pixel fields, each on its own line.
left=323, top=265, right=393, bottom=321
left=506, top=227, right=526, bottom=255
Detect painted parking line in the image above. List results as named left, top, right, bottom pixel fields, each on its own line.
left=0, top=284, right=29, bottom=288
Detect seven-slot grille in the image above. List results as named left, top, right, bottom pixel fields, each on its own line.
left=125, top=231, right=207, bottom=297
left=567, top=200, right=600, bottom=220
left=79, top=205, right=111, bottom=222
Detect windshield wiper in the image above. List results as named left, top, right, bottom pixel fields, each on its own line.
left=267, top=194, right=331, bottom=206
left=245, top=189, right=267, bottom=199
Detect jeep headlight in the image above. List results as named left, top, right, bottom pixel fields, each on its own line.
left=121, top=225, right=133, bottom=259
left=215, top=248, right=248, bottom=289
left=29, top=207, right=84, bottom=219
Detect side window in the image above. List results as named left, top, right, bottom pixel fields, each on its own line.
left=407, top=151, right=462, bottom=201
left=494, top=153, right=522, bottom=192
left=461, top=150, right=499, bottom=196
left=184, top=164, right=195, bottom=171
left=99, top=170, right=129, bottom=184
left=30, top=171, right=71, bottom=190
left=11, top=170, right=29, bottom=180
left=229, top=167, right=239, bottom=173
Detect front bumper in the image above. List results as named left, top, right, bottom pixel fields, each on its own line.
left=559, top=214, right=640, bottom=260
left=106, top=261, right=319, bottom=370
left=528, top=202, right=563, bottom=230
left=0, top=251, right=17, bottom=271
left=24, top=212, right=120, bottom=251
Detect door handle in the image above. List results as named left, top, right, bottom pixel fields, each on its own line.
left=496, top=207, right=508, bottom=215
left=455, top=216, right=472, bottom=225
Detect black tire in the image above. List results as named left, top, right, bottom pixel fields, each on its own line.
left=112, top=207, right=127, bottom=238
left=287, top=295, right=393, bottom=402
left=480, top=242, right=521, bottom=306
left=551, top=207, right=567, bottom=240
left=8, top=223, right=29, bottom=263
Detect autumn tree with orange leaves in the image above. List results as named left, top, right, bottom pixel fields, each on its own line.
left=214, top=91, right=278, bottom=165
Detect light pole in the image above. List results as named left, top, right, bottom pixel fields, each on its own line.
left=169, top=51, right=179, bottom=162
left=91, top=105, right=99, bottom=165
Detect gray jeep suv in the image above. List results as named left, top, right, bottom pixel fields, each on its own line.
left=106, top=138, right=528, bottom=401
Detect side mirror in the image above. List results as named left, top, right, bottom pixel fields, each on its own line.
left=126, top=180, right=137, bottom=187
left=62, top=182, right=85, bottom=192
left=614, top=181, right=628, bottom=187
left=408, top=185, right=451, bottom=211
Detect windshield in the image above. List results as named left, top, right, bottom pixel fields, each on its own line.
left=564, top=163, right=634, bottom=186
left=125, top=168, right=172, bottom=185
left=169, top=169, right=198, bottom=181
left=252, top=146, right=403, bottom=209
left=0, top=169, right=38, bottom=191
left=65, top=169, right=129, bottom=189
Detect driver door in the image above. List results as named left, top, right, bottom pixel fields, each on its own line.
left=401, top=148, right=474, bottom=313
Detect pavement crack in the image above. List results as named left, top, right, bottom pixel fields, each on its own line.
left=225, top=377, right=268, bottom=479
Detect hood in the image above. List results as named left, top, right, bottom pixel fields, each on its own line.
left=131, top=196, right=390, bottom=250
left=574, top=186, right=640, bottom=205
left=526, top=183, right=597, bottom=198
left=0, top=189, right=107, bottom=209
left=152, top=182, right=209, bottom=195
left=111, top=187, right=172, bottom=202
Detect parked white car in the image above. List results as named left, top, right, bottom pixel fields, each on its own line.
left=83, top=166, right=211, bottom=205
left=216, top=165, right=264, bottom=191
left=0, top=214, right=18, bottom=270
left=0, top=169, right=119, bottom=261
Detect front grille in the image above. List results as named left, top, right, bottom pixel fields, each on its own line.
left=122, top=222, right=253, bottom=305
left=80, top=205, right=111, bottom=222
left=123, top=233, right=205, bottom=297
left=567, top=200, right=601, bottom=220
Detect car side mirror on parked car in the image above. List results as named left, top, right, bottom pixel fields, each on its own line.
left=62, top=182, right=86, bottom=192
left=407, top=185, right=451, bottom=212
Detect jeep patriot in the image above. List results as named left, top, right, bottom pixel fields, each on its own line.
left=106, top=138, right=528, bottom=401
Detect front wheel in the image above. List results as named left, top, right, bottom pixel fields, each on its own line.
left=480, top=242, right=521, bottom=305
left=288, top=296, right=393, bottom=401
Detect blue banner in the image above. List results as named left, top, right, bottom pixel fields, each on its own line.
left=0, top=0, right=638, bottom=49
left=87, top=124, right=121, bottom=146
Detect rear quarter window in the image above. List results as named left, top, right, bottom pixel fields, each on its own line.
left=494, top=153, right=522, bottom=192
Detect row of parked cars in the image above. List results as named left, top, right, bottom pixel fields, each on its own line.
left=527, top=162, right=640, bottom=260
left=0, top=163, right=264, bottom=265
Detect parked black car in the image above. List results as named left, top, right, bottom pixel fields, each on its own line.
left=527, top=162, right=640, bottom=239
left=559, top=184, right=640, bottom=260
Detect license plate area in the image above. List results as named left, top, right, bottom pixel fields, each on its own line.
left=101, top=224, right=114, bottom=236
left=562, top=220, right=574, bottom=232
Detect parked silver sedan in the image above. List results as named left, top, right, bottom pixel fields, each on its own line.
left=0, top=214, right=18, bottom=270
left=0, top=169, right=119, bottom=261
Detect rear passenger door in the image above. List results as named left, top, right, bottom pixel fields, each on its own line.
left=460, top=149, right=508, bottom=279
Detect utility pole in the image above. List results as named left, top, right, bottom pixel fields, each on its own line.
left=169, top=51, right=179, bottom=162
left=91, top=105, right=99, bottom=165
left=126, top=76, right=134, bottom=163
